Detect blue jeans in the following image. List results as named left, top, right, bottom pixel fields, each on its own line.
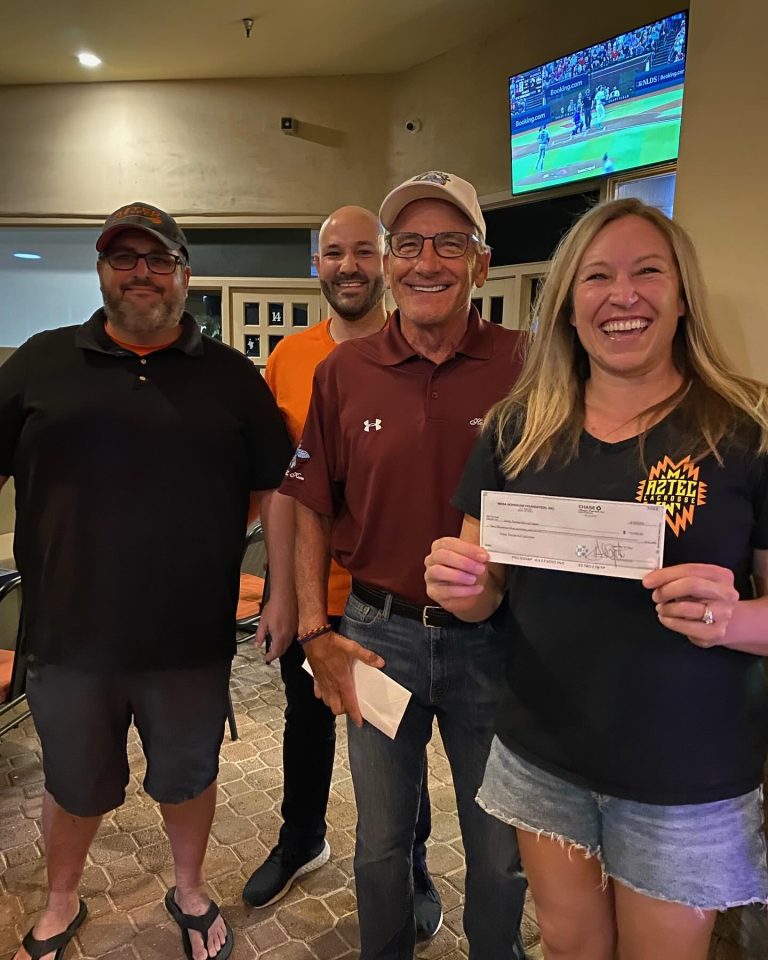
left=277, top=616, right=433, bottom=863
left=341, top=592, right=527, bottom=960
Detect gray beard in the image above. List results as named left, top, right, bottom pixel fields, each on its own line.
left=321, top=276, right=385, bottom=322
left=101, top=284, right=186, bottom=336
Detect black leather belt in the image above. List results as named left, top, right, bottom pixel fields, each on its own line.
left=351, top=580, right=460, bottom=628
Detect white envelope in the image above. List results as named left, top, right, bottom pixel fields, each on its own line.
left=303, top=659, right=411, bottom=739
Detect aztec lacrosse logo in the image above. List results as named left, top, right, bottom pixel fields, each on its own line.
left=635, top=455, right=707, bottom=535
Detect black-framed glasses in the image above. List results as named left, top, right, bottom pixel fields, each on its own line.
left=386, top=231, right=480, bottom=259
left=99, top=251, right=186, bottom=275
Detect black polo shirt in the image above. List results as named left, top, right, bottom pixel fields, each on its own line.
left=0, top=310, right=294, bottom=671
left=280, top=309, right=525, bottom=605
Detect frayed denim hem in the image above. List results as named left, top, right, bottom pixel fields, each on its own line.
left=477, top=793, right=603, bottom=863
left=477, top=793, right=768, bottom=912
left=605, top=867, right=768, bottom=916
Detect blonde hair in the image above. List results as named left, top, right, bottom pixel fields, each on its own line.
left=488, top=198, right=768, bottom=476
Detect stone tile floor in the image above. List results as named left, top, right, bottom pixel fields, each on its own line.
left=0, top=646, right=545, bottom=960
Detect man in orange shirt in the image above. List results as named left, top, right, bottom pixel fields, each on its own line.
left=243, top=206, right=441, bottom=940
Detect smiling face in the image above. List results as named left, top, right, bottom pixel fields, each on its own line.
left=315, top=207, right=385, bottom=321
left=385, top=198, right=489, bottom=332
left=97, top=228, right=190, bottom=337
left=570, top=214, right=685, bottom=381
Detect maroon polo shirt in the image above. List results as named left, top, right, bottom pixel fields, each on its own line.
left=281, top=308, right=525, bottom=605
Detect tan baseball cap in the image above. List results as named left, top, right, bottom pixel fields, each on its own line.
left=379, top=171, right=486, bottom=241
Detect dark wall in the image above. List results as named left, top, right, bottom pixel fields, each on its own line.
left=185, top=228, right=312, bottom=277
left=485, top=191, right=599, bottom=265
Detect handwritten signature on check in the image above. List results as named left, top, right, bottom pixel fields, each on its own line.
left=576, top=540, right=627, bottom=564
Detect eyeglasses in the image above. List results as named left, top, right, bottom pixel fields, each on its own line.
left=99, top=251, right=186, bottom=275
left=386, top=231, right=480, bottom=259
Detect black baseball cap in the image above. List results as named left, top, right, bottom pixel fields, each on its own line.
left=96, top=202, right=189, bottom=260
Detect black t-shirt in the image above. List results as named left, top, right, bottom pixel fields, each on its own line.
left=454, top=413, right=768, bottom=804
left=0, top=311, right=294, bottom=671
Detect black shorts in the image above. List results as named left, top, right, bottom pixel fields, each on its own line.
left=25, top=657, right=231, bottom=817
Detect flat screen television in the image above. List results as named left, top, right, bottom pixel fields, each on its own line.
left=509, top=11, right=687, bottom=195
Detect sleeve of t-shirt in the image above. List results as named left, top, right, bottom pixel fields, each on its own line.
left=0, top=339, right=32, bottom=476
left=452, top=429, right=506, bottom=520
left=240, top=360, right=296, bottom=491
left=280, top=360, right=341, bottom=518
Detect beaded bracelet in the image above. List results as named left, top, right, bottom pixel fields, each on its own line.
left=297, top=623, right=333, bottom=646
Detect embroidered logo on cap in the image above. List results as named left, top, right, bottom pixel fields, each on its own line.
left=412, top=171, right=450, bottom=185
left=113, top=204, right=163, bottom=225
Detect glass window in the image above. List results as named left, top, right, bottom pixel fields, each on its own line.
left=244, top=303, right=260, bottom=326
left=0, top=227, right=101, bottom=347
left=615, top=172, right=676, bottom=218
left=184, top=227, right=313, bottom=277
left=310, top=229, right=319, bottom=277
left=268, top=334, right=284, bottom=354
left=268, top=302, right=285, bottom=326
left=490, top=296, right=504, bottom=325
left=292, top=303, right=309, bottom=326
left=244, top=334, right=260, bottom=358
left=186, top=290, right=222, bottom=340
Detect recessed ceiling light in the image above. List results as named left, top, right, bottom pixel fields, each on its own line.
left=77, top=52, right=102, bottom=68
left=13, top=252, right=42, bottom=260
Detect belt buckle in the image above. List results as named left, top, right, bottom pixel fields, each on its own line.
left=422, top=605, right=442, bottom=628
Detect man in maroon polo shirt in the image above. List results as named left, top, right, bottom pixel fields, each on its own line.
left=280, top=172, right=528, bottom=960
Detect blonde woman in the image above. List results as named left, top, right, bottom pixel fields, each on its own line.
left=425, top=199, right=768, bottom=960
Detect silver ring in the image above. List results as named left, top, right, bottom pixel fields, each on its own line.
left=701, top=604, right=715, bottom=626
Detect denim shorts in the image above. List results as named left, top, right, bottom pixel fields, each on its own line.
left=477, top=735, right=768, bottom=911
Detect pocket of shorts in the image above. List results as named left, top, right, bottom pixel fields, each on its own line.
left=24, top=653, right=41, bottom=682
left=343, top=593, right=382, bottom=627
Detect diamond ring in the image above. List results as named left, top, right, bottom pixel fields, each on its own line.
left=701, top=604, right=715, bottom=626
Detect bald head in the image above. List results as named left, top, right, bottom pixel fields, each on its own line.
left=318, top=205, right=384, bottom=248
left=315, top=205, right=386, bottom=323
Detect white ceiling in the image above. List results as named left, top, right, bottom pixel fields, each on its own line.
left=0, top=0, right=527, bottom=85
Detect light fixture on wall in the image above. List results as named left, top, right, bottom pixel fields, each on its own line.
left=77, top=52, right=102, bottom=68
left=242, top=18, right=254, bottom=38
left=13, top=252, right=42, bottom=260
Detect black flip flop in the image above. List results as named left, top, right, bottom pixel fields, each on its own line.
left=164, top=887, right=234, bottom=960
left=21, top=899, right=87, bottom=960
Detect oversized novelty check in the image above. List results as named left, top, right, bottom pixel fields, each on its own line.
left=480, top=491, right=665, bottom=580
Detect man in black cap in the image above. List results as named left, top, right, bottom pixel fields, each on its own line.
left=3, top=202, right=296, bottom=960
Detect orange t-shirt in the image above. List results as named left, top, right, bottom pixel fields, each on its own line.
left=265, top=319, right=350, bottom=616
left=107, top=330, right=182, bottom=356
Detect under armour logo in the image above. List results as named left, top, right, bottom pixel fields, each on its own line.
left=363, top=419, right=382, bottom=432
